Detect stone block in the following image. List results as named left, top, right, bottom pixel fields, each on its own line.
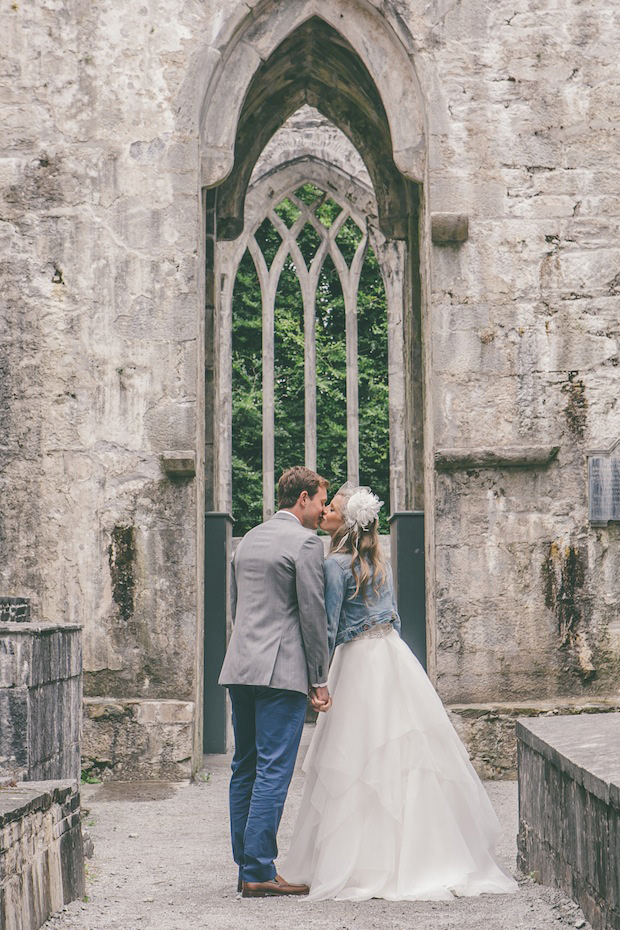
left=0, top=624, right=82, bottom=781
left=517, top=714, right=620, bottom=930
left=161, top=450, right=196, bottom=478
left=431, top=212, right=469, bottom=243
left=0, top=690, right=29, bottom=779
left=83, top=698, right=194, bottom=780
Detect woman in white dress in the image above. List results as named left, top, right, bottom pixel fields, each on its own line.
left=283, top=484, right=518, bottom=901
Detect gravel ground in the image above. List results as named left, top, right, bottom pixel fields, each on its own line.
left=44, top=726, right=591, bottom=930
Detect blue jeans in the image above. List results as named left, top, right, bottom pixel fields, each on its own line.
left=228, top=685, right=307, bottom=883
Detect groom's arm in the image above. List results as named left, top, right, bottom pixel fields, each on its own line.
left=295, top=534, right=330, bottom=689
left=229, top=554, right=238, bottom=625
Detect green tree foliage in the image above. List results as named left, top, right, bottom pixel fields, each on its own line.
left=232, top=186, right=390, bottom=535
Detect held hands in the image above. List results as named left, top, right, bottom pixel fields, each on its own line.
left=310, top=685, right=332, bottom=713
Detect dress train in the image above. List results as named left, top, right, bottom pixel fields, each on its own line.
left=283, top=628, right=518, bottom=901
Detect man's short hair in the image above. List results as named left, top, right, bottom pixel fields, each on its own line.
left=277, top=466, right=329, bottom=509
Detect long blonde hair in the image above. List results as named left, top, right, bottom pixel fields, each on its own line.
left=330, top=515, right=387, bottom=601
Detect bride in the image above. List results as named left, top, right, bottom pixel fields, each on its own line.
left=283, top=484, right=518, bottom=901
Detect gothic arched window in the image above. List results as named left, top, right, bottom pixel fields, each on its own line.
left=215, top=168, right=407, bottom=535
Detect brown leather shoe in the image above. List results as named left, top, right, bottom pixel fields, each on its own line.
left=242, top=873, right=309, bottom=898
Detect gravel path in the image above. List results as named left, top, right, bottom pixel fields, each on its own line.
left=44, top=726, right=591, bottom=930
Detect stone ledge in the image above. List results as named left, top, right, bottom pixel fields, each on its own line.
left=84, top=697, right=194, bottom=724
left=430, top=212, right=469, bottom=243
left=516, top=713, right=620, bottom=809
left=448, top=698, right=620, bottom=780
left=0, top=780, right=77, bottom=826
left=435, top=445, right=560, bottom=471
left=0, top=621, right=82, bottom=634
left=161, top=450, right=196, bottom=478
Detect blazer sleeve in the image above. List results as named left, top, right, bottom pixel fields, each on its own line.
left=295, top=534, right=330, bottom=687
left=324, top=557, right=347, bottom=657
left=229, top=553, right=238, bottom=625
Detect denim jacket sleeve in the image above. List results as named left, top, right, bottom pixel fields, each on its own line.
left=388, top=563, right=402, bottom=635
left=324, top=557, right=347, bottom=657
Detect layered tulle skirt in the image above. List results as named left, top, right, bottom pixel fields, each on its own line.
left=283, top=627, right=518, bottom=901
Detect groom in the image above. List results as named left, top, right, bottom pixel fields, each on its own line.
left=218, top=466, right=332, bottom=898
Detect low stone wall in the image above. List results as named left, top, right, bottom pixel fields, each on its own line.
left=517, top=713, right=620, bottom=930
left=448, top=697, right=620, bottom=779
left=0, top=780, right=85, bottom=930
left=0, top=622, right=82, bottom=781
left=82, top=698, right=194, bottom=780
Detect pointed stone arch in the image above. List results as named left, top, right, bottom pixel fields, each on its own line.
left=198, top=3, right=427, bottom=239
left=198, top=2, right=434, bottom=753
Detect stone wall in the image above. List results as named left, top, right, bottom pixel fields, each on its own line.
left=449, top=697, right=620, bottom=780
left=0, top=780, right=85, bottom=930
left=517, top=713, right=620, bottom=930
left=0, top=621, right=82, bottom=781
left=1, top=0, right=619, bottom=774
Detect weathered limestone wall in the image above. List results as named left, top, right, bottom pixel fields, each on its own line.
left=517, top=714, right=620, bottom=930
left=0, top=780, right=85, bottom=930
left=423, top=0, right=620, bottom=702
left=1, top=0, right=619, bottom=773
left=0, top=620, right=82, bottom=781
left=1, top=2, right=200, bottom=776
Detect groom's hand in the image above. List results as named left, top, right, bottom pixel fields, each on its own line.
left=310, top=686, right=332, bottom=713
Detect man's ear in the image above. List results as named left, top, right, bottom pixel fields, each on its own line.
left=298, top=490, right=309, bottom=507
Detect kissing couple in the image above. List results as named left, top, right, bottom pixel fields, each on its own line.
left=218, top=466, right=518, bottom=901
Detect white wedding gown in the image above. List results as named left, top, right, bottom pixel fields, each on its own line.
left=283, top=625, right=518, bottom=901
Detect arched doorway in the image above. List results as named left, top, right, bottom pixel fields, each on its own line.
left=198, top=6, right=430, bottom=751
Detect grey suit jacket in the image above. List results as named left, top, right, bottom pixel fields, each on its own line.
left=218, top=511, right=329, bottom=694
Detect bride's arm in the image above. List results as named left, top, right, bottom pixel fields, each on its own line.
left=324, top=558, right=346, bottom=657
left=388, top=563, right=402, bottom=635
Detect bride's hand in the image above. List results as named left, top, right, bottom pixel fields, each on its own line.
left=310, top=686, right=332, bottom=713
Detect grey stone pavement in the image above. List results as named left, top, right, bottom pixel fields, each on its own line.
left=44, top=727, right=591, bottom=930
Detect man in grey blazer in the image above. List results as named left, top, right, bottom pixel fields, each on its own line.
left=219, top=466, right=331, bottom=898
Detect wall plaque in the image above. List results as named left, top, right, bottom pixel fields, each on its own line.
left=588, top=439, right=620, bottom=524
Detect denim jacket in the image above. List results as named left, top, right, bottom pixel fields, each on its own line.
left=324, top=553, right=401, bottom=657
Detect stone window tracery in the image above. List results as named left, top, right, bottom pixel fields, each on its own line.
left=215, top=170, right=407, bottom=531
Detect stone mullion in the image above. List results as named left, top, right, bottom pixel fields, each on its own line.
left=347, top=234, right=368, bottom=488
left=345, top=303, right=359, bottom=487
left=329, top=223, right=363, bottom=487
left=247, top=238, right=276, bottom=522
left=304, top=235, right=331, bottom=471
left=285, top=235, right=315, bottom=473
left=303, top=291, right=317, bottom=470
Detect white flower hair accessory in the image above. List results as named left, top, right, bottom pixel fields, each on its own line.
left=343, top=487, right=384, bottom=532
